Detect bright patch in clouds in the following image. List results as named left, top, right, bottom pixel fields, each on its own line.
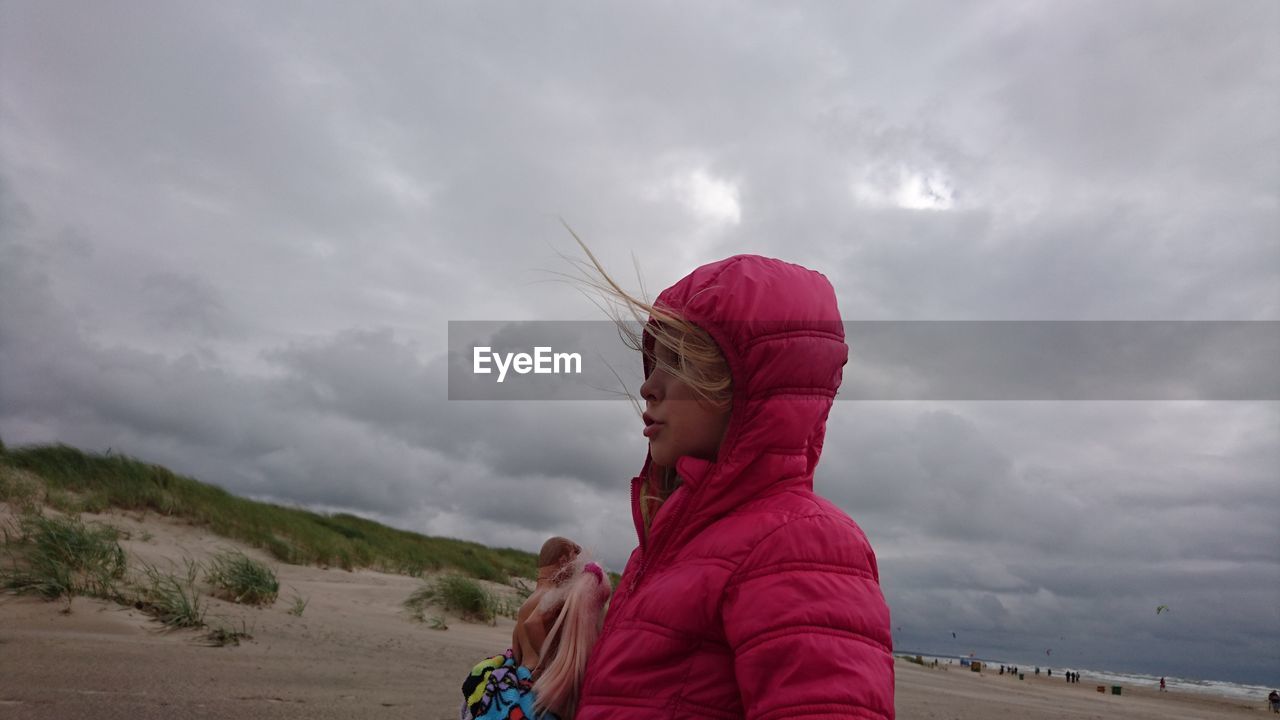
left=895, top=171, right=955, bottom=210
left=675, top=169, right=742, bottom=225
left=375, top=163, right=433, bottom=208
left=854, top=166, right=956, bottom=211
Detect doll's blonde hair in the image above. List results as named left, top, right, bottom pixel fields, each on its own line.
left=554, top=227, right=733, bottom=535
left=532, top=557, right=613, bottom=719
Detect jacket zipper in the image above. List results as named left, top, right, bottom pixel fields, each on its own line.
left=587, top=478, right=694, bottom=699
left=628, top=485, right=691, bottom=592
left=585, top=478, right=645, bottom=699
left=597, top=477, right=645, bottom=641
left=628, top=475, right=647, bottom=591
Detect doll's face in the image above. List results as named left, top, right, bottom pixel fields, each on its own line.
left=639, top=340, right=731, bottom=467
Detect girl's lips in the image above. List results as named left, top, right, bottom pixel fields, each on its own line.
left=643, top=422, right=664, bottom=438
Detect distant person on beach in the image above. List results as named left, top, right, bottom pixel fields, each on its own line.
left=1267, top=688, right=1279, bottom=712
left=460, top=536, right=612, bottom=720
left=1160, top=676, right=1166, bottom=691
left=571, top=252, right=895, bottom=718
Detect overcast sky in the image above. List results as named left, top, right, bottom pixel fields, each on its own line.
left=1, top=0, right=1277, bottom=686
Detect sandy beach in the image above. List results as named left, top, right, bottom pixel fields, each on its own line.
left=893, top=661, right=1262, bottom=720
left=0, top=507, right=1266, bottom=719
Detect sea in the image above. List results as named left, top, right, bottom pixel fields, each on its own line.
left=898, top=651, right=1276, bottom=704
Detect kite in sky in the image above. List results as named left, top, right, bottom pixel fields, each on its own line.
left=1156, top=604, right=1170, bottom=615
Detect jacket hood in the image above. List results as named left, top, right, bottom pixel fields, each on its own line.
left=636, top=254, right=848, bottom=549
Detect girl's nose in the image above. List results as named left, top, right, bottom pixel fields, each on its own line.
left=640, top=374, right=660, bottom=402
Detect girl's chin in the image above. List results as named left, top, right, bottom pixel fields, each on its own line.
left=648, top=444, right=675, bottom=467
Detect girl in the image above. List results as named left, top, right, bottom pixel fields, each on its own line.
left=572, top=251, right=895, bottom=719
left=460, top=538, right=612, bottom=720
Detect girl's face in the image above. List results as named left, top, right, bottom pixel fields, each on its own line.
left=639, top=339, right=732, bottom=467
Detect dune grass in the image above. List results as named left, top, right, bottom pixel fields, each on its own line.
left=132, top=558, right=207, bottom=629
left=204, top=549, right=279, bottom=606
left=287, top=588, right=309, bottom=617
left=0, top=514, right=128, bottom=603
left=406, top=574, right=496, bottom=624
left=405, top=573, right=530, bottom=625
left=203, top=619, right=253, bottom=647
left=0, top=506, right=212, bottom=629
left=0, top=443, right=538, bottom=583
left=0, top=463, right=43, bottom=516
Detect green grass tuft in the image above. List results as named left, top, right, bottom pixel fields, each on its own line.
left=204, top=549, right=279, bottom=606
left=287, top=588, right=309, bottom=617
left=405, top=574, right=518, bottom=625
left=131, top=558, right=207, bottom=629
left=203, top=619, right=253, bottom=647
left=0, top=465, right=43, bottom=515
left=0, top=514, right=127, bottom=602
left=404, top=583, right=436, bottom=623
left=435, top=575, right=495, bottom=622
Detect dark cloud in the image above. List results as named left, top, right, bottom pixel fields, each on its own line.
left=2, top=0, right=1276, bottom=685
left=139, top=272, right=236, bottom=338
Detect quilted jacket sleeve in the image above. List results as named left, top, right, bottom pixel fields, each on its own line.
left=721, top=512, right=895, bottom=720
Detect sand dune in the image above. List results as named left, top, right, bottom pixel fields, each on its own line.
left=0, top=506, right=1261, bottom=719
left=0, top=506, right=510, bottom=719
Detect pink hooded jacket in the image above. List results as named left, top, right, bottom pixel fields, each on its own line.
left=576, top=255, right=894, bottom=719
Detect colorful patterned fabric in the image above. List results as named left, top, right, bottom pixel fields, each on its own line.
left=459, top=648, right=559, bottom=720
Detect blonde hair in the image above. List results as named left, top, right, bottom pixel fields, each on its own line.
left=552, top=225, right=733, bottom=535
left=532, top=558, right=613, bottom=719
